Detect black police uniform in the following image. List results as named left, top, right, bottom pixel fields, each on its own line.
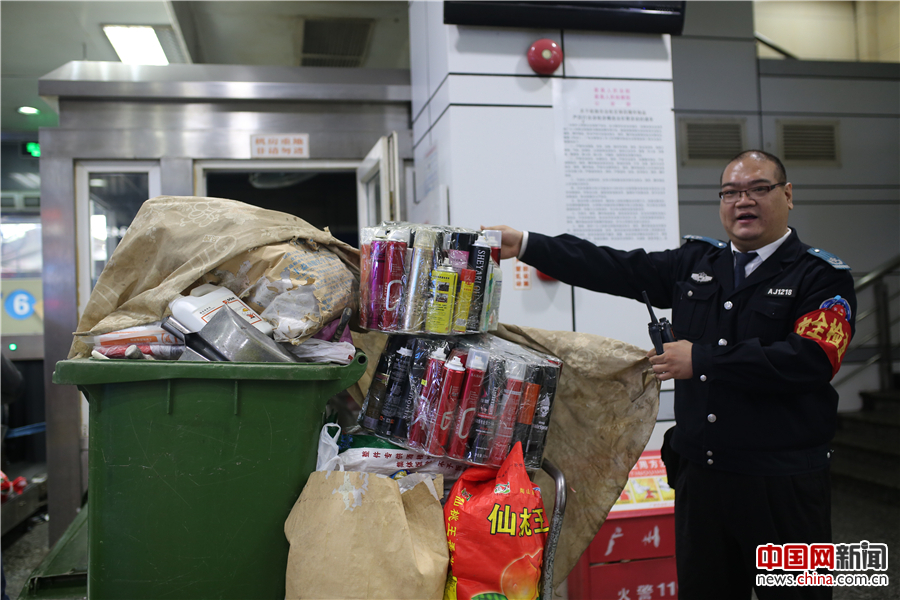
left=521, top=229, right=856, bottom=600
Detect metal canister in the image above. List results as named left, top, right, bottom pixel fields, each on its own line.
left=451, top=268, right=476, bottom=334
left=400, top=228, right=437, bottom=332
left=487, top=360, right=526, bottom=466
left=425, top=265, right=458, bottom=335
left=376, top=343, right=414, bottom=435
left=448, top=231, right=478, bottom=271
left=380, top=239, right=408, bottom=331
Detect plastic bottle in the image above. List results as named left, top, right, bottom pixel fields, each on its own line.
left=168, top=283, right=274, bottom=336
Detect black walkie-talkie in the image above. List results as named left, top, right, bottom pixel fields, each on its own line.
left=642, top=291, right=675, bottom=354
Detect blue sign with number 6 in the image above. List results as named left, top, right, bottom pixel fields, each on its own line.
left=5, top=290, right=36, bottom=320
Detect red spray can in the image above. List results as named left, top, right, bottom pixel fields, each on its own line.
left=426, top=356, right=467, bottom=455
left=407, top=347, right=447, bottom=447
left=446, top=348, right=490, bottom=460
left=380, top=239, right=408, bottom=330
left=487, top=360, right=526, bottom=466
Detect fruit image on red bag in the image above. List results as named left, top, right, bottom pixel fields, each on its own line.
left=444, top=443, right=549, bottom=600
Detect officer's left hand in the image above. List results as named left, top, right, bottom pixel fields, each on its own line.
left=647, top=340, right=694, bottom=381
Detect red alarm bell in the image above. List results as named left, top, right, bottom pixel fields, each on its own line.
left=527, top=39, right=563, bottom=75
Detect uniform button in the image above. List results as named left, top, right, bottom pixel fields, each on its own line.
left=827, top=452, right=831, bottom=458
left=687, top=290, right=693, bottom=297
left=707, top=414, right=717, bottom=423
left=718, top=338, right=728, bottom=346
left=700, top=374, right=707, bottom=382
left=707, top=459, right=714, bottom=465
left=724, top=301, right=733, bottom=310
left=706, top=451, right=713, bottom=457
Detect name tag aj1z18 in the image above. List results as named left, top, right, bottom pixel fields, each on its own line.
left=766, top=288, right=794, bottom=296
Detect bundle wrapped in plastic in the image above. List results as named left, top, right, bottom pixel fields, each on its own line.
left=357, top=333, right=561, bottom=470
left=359, top=223, right=504, bottom=335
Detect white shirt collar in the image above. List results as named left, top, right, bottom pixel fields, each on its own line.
left=730, top=228, right=792, bottom=261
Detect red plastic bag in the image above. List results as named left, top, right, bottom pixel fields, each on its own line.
left=444, top=442, right=548, bottom=600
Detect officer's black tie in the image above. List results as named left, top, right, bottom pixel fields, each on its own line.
left=733, top=251, right=758, bottom=287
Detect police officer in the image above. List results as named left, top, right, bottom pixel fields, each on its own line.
left=487, top=150, right=856, bottom=599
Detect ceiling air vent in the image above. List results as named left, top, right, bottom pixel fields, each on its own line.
left=778, top=120, right=840, bottom=166
left=299, top=19, right=375, bottom=68
left=679, top=119, right=746, bottom=166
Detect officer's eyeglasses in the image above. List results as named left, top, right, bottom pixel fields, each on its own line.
left=719, top=182, right=786, bottom=203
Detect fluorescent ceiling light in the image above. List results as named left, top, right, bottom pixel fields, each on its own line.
left=17, top=106, right=40, bottom=115
left=103, top=25, right=169, bottom=65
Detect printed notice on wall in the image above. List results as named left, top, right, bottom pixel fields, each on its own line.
left=553, top=79, right=680, bottom=252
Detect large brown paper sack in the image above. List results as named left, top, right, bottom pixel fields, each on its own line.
left=284, top=471, right=449, bottom=599
left=68, top=196, right=358, bottom=358
left=349, top=324, right=658, bottom=595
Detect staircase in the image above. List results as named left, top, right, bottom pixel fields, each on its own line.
left=830, top=255, right=900, bottom=494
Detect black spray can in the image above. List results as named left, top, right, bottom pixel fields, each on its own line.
left=392, top=338, right=436, bottom=439
left=359, top=337, right=404, bottom=430
left=466, top=238, right=492, bottom=332
left=467, top=357, right=506, bottom=464
left=377, top=342, right=415, bottom=435
left=524, top=364, right=559, bottom=468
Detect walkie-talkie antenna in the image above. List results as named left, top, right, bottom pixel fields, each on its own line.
left=642, top=291, right=659, bottom=324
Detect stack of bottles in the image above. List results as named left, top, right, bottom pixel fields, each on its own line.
left=359, top=223, right=504, bottom=334
left=358, top=334, right=561, bottom=471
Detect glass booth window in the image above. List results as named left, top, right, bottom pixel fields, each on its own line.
left=88, top=172, right=149, bottom=288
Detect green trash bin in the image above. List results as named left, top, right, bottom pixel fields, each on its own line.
left=52, top=354, right=367, bottom=600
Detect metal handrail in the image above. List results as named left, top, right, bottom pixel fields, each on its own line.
left=853, top=255, right=900, bottom=292
left=755, top=33, right=798, bottom=59
left=834, top=254, right=900, bottom=390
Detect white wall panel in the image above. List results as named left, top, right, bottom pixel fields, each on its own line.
left=425, top=0, right=450, bottom=100
left=442, top=105, right=573, bottom=332
left=447, top=26, right=562, bottom=76
left=447, top=74, right=553, bottom=106
left=760, top=78, right=900, bottom=115
left=574, top=289, right=672, bottom=353
left=671, top=38, right=760, bottom=112
left=564, top=32, right=673, bottom=81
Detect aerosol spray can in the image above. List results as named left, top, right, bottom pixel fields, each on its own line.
left=426, top=355, right=466, bottom=455
left=488, top=360, right=527, bottom=467
left=367, top=237, right=389, bottom=329
left=524, top=363, right=560, bottom=467
left=480, top=263, right=495, bottom=332
left=408, top=347, right=447, bottom=447
left=482, top=230, right=503, bottom=265
left=447, top=348, right=490, bottom=460
left=380, top=235, right=408, bottom=331
left=468, top=357, right=506, bottom=464
left=392, top=338, right=433, bottom=438
left=400, top=228, right=437, bottom=332
left=482, top=230, right=504, bottom=331
left=359, top=338, right=399, bottom=430
left=448, top=232, right=478, bottom=271
left=511, top=365, right=543, bottom=449
left=452, top=269, right=476, bottom=334
left=467, top=237, right=492, bottom=332
left=376, top=343, right=414, bottom=435
left=425, top=264, right=458, bottom=335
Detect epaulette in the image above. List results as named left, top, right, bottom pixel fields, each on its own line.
left=682, top=234, right=728, bottom=249
left=807, top=247, right=851, bottom=270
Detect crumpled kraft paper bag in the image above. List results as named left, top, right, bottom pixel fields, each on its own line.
left=198, top=239, right=355, bottom=343
left=68, top=196, right=358, bottom=358
left=284, top=471, right=449, bottom=600
left=349, top=324, right=659, bottom=593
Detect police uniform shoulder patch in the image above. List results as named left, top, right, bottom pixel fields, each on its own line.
left=682, top=234, right=728, bottom=249
left=807, top=248, right=851, bottom=270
